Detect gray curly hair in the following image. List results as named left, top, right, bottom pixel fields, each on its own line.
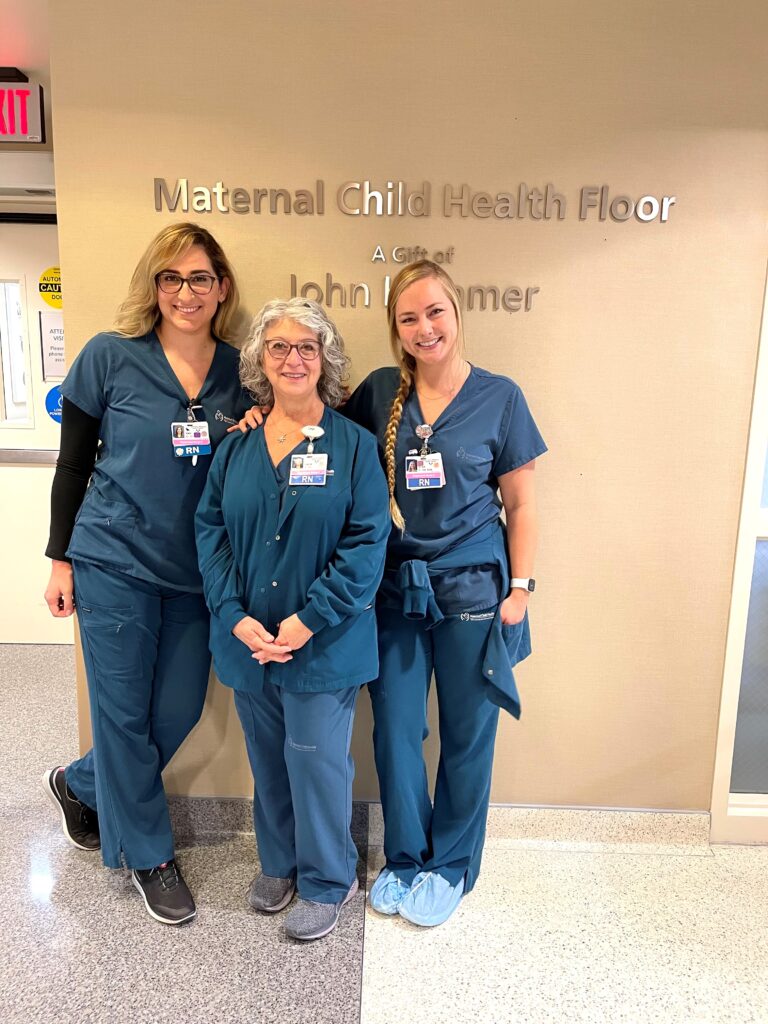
left=239, top=298, right=350, bottom=407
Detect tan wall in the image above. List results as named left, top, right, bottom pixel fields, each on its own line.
left=50, top=0, right=768, bottom=808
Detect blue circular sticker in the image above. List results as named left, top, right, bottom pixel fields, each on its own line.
left=45, top=385, right=63, bottom=423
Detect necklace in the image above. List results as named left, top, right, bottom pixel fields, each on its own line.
left=268, top=409, right=322, bottom=444
left=267, top=419, right=302, bottom=445
left=416, top=360, right=470, bottom=402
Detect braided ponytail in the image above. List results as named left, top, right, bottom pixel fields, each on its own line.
left=384, top=259, right=464, bottom=532
left=384, top=370, right=412, bottom=531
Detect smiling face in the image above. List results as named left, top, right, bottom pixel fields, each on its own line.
left=155, top=244, right=229, bottom=337
left=262, top=317, right=323, bottom=403
left=394, top=276, right=460, bottom=368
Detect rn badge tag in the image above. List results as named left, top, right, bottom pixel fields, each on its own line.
left=289, top=452, right=329, bottom=486
left=171, top=421, right=211, bottom=458
left=405, top=453, right=446, bottom=490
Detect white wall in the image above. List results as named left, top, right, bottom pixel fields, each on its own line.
left=0, top=221, right=73, bottom=643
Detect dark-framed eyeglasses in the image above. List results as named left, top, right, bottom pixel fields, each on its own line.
left=264, top=339, right=322, bottom=361
left=156, top=271, right=219, bottom=295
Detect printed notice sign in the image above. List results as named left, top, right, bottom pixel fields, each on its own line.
left=40, top=311, right=65, bottom=380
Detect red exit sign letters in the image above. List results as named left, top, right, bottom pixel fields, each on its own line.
left=0, top=84, right=45, bottom=143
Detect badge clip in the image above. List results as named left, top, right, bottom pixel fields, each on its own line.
left=302, top=425, right=325, bottom=455
left=415, top=423, right=433, bottom=456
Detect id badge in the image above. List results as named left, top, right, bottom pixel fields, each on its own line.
left=171, top=420, right=212, bottom=458
left=289, top=452, right=328, bottom=486
left=405, top=453, right=446, bottom=490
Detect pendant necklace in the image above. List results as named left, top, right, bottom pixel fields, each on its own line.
left=269, top=418, right=299, bottom=444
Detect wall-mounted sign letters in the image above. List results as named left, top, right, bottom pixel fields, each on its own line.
left=154, top=177, right=677, bottom=224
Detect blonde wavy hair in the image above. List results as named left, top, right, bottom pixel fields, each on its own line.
left=113, top=222, right=240, bottom=341
left=384, top=260, right=466, bottom=530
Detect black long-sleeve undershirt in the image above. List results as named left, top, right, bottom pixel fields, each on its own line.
left=45, top=398, right=101, bottom=562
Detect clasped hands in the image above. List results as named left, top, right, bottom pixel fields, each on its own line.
left=232, top=613, right=313, bottom=665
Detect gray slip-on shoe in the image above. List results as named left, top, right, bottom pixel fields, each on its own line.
left=247, top=872, right=296, bottom=913
left=284, top=877, right=359, bottom=941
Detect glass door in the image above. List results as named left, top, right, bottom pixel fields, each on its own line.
left=711, top=269, right=768, bottom=842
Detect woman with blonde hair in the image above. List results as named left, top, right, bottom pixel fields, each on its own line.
left=42, top=222, right=249, bottom=925
left=342, top=260, right=547, bottom=926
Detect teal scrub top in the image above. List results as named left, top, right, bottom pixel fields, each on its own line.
left=61, top=330, right=250, bottom=591
left=195, top=407, right=390, bottom=693
left=343, top=364, right=547, bottom=717
left=343, top=365, right=547, bottom=608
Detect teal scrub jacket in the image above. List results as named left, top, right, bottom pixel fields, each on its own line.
left=195, top=407, right=390, bottom=693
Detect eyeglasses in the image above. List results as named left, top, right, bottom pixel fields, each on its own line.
left=265, top=339, right=322, bottom=361
left=156, top=272, right=219, bottom=295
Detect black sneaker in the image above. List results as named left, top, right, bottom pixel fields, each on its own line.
left=42, top=766, right=100, bottom=851
left=132, top=860, right=196, bottom=925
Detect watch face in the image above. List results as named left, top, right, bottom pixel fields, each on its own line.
left=528, top=579, right=536, bottom=592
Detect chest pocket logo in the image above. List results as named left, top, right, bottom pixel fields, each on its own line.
left=456, top=444, right=493, bottom=465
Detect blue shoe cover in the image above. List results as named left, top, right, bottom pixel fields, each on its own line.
left=368, top=868, right=411, bottom=915
left=397, top=871, right=464, bottom=927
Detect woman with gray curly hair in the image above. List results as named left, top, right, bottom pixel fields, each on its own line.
left=195, top=298, right=390, bottom=941
left=239, top=297, right=351, bottom=408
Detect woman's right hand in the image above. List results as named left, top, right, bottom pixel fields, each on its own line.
left=227, top=406, right=271, bottom=434
left=232, top=615, right=293, bottom=664
left=45, top=560, right=75, bottom=617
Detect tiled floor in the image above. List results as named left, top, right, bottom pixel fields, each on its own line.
left=2, top=645, right=767, bottom=1024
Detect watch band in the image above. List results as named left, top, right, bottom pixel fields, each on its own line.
left=511, top=577, right=536, bottom=592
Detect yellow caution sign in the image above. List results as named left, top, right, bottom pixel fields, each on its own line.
left=39, top=266, right=62, bottom=309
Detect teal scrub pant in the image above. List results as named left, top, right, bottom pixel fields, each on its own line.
left=369, top=606, right=501, bottom=893
left=65, top=560, right=211, bottom=869
left=233, top=683, right=359, bottom=904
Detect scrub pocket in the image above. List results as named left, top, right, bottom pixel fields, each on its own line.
left=77, top=603, right=144, bottom=708
left=68, top=496, right=139, bottom=570
left=502, top=614, right=531, bottom=669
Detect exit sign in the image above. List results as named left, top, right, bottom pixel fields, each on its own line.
left=0, top=83, right=45, bottom=143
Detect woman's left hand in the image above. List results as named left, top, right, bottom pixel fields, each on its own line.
left=227, top=405, right=271, bottom=433
left=500, top=589, right=528, bottom=626
left=275, top=613, right=313, bottom=651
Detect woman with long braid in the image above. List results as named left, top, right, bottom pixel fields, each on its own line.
left=238, top=260, right=546, bottom=927
left=342, top=260, right=546, bottom=926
